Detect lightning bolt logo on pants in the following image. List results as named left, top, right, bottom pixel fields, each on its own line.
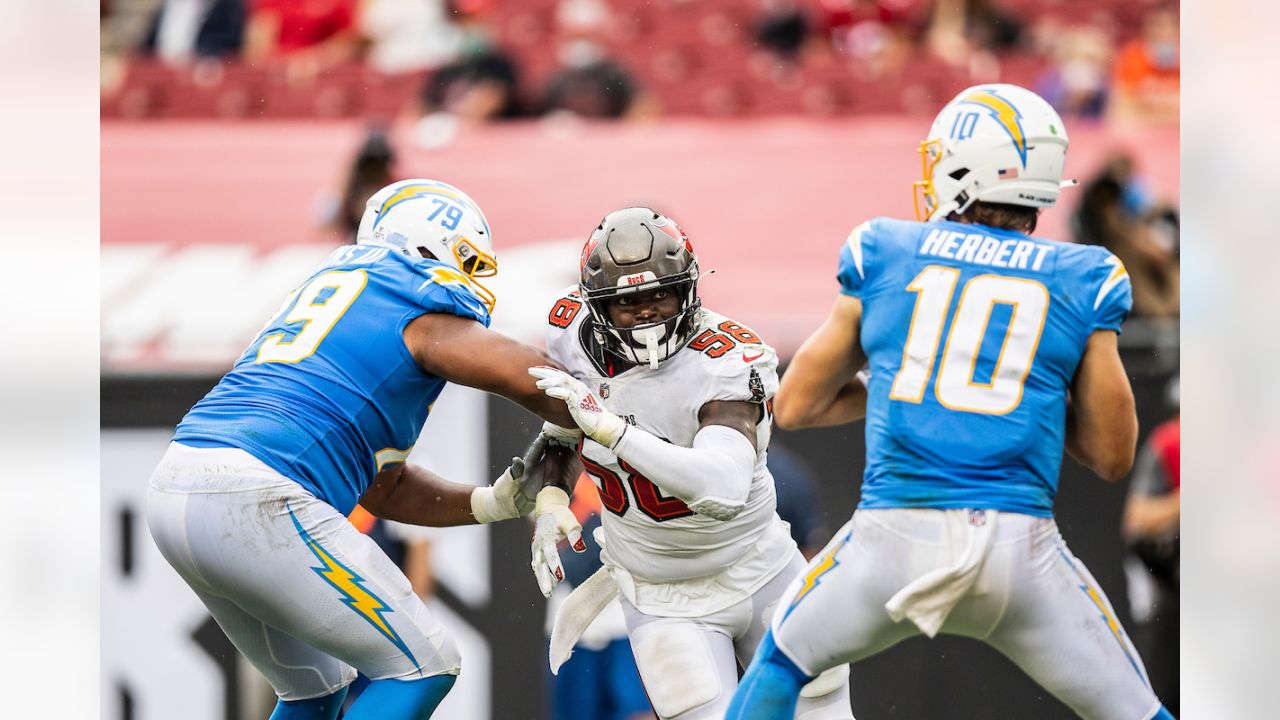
left=779, top=528, right=853, bottom=627
left=288, top=505, right=420, bottom=669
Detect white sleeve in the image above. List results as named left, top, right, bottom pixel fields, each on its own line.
left=610, top=424, right=755, bottom=521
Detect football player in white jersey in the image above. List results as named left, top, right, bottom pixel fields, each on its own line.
left=525, top=208, right=855, bottom=720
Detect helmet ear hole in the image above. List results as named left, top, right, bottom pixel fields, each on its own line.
left=949, top=168, right=971, bottom=180
left=416, top=246, right=435, bottom=260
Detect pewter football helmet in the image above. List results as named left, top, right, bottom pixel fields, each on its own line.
left=579, top=207, right=701, bottom=367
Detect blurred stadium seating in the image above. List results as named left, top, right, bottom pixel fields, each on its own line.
left=102, top=0, right=1173, bottom=120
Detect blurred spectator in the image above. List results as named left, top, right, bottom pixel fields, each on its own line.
left=413, top=45, right=522, bottom=147
left=959, top=0, right=1023, bottom=53
left=1071, top=153, right=1179, bottom=318
left=359, top=0, right=464, bottom=74
left=812, top=0, right=918, bottom=79
left=1122, top=374, right=1179, bottom=714
left=541, top=0, right=652, bottom=120
left=140, top=0, right=246, bottom=62
left=754, top=1, right=812, bottom=64
left=546, top=475, right=653, bottom=720
left=1110, top=5, right=1179, bottom=123
left=315, top=128, right=398, bottom=237
left=926, top=0, right=1023, bottom=69
left=244, top=0, right=360, bottom=76
left=421, top=49, right=523, bottom=119
left=767, top=442, right=828, bottom=559
left=1034, top=26, right=1111, bottom=119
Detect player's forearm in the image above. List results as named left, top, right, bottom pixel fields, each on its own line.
left=362, top=463, right=482, bottom=527
left=1065, top=400, right=1138, bottom=482
left=781, top=374, right=868, bottom=429
left=776, top=295, right=866, bottom=430
left=612, top=425, right=755, bottom=520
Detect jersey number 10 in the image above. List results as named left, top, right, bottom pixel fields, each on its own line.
left=889, top=265, right=1049, bottom=415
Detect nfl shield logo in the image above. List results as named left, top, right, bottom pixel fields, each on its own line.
left=599, top=383, right=610, bottom=399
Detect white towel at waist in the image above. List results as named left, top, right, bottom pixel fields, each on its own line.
left=884, top=509, right=998, bottom=638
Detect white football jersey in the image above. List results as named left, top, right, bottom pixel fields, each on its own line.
left=544, top=288, right=789, bottom=586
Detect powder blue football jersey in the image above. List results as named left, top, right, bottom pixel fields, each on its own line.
left=174, top=244, right=490, bottom=515
left=840, top=217, right=1132, bottom=516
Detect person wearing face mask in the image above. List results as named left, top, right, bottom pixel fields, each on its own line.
left=527, top=208, right=856, bottom=720
left=539, top=0, right=653, bottom=119
left=1111, top=6, right=1180, bottom=123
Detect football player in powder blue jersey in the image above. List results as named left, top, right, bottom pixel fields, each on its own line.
left=147, top=179, right=584, bottom=720
left=728, top=86, right=1176, bottom=720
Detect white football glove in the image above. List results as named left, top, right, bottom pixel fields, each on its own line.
left=529, top=366, right=627, bottom=449
left=541, top=420, right=583, bottom=448
left=530, top=486, right=586, bottom=597
left=470, top=432, right=547, bottom=524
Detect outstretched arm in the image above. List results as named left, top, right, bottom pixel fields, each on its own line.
left=608, top=400, right=760, bottom=521
left=360, top=434, right=547, bottom=527
left=359, top=462, right=483, bottom=527
left=405, top=313, right=575, bottom=427
left=774, top=294, right=868, bottom=430
left=530, top=365, right=762, bottom=521
left=1065, top=329, right=1138, bottom=481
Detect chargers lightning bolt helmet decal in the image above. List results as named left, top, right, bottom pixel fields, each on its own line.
left=959, top=89, right=1029, bottom=168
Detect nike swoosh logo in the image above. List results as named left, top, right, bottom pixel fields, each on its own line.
left=742, top=352, right=764, bottom=363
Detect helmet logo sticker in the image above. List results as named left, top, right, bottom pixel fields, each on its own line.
left=959, top=90, right=1028, bottom=167
left=618, top=271, right=658, bottom=287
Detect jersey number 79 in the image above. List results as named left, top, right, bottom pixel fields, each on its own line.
left=889, top=265, right=1049, bottom=415
left=255, top=270, right=369, bottom=364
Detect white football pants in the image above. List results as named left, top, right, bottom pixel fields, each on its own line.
left=146, top=443, right=461, bottom=701
left=771, top=509, right=1164, bottom=720
left=621, top=551, right=855, bottom=720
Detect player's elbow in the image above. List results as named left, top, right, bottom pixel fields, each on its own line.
left=689, top=496, right=746, bottom=521
left=772, top=393, right=809, bottom=431
left=1088, top=433, right=1136, bottom=482
left=1094, top=453, right=1134, bottom=482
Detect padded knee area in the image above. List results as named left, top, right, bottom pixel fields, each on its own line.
left=270, top=686, right=349, bottom=720
left=631, top=621, right=722, bottom=718
left=343, top=673, right=457, bottom=720
left=800, top=663, right=849, bottom=699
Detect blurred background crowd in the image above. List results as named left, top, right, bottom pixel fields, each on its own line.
left=101, top=0, right=1178, bottom=124
left=101, top=0, right=1181, bottom=322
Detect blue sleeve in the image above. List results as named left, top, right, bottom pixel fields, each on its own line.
left=1088, top=249, right=1133, bottom=334
left=836, top=221, right=875, bottom=297
left=413, top=265, right=492, bottom=328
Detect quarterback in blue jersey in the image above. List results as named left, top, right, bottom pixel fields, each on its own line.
left=147, top=179, right=584, bottom=720
left=727, top=86, right=1176, bottom=720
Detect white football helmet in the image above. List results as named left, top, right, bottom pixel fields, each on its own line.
left=356, top=178, right=498, bottom=311
left=914, top=84, right=1074, bottom=223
